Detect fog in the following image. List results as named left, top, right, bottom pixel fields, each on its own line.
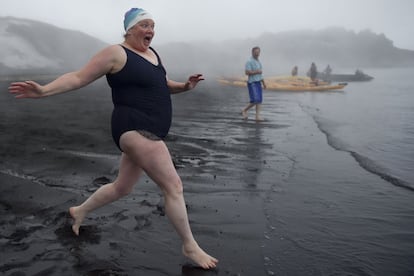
left=2, top=0, right=414, bottom=50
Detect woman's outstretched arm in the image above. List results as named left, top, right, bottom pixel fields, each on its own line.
left=9, top=45, right=123, bottom=99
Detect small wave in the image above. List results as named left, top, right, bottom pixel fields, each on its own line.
left=350, top=152, right=414, bottom=191
left=310, top=114, right=414, bottom=192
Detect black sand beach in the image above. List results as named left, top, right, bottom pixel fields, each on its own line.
left=1, top=79, right=413, bottom=276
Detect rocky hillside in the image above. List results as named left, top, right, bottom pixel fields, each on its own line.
left=158, top=27, right=414, bottom=77
left=1, top=17, right=414, bottom=78
left=0, top=17, right=107, bottom=76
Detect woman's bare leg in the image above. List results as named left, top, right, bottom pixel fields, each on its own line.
left=120, top=131, right=218, bottom=269
left=70, top=153, right=143, bottom=235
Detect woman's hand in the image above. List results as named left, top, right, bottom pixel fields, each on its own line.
left=167, top=74, right=205, bottom=94
left=8, top=81, right=44, bottom=99
left=184, top=74, right=205, bottom=90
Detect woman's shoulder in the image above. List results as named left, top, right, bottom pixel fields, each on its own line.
left=99, top=44, right=127, bottom=59
left=104, top=44, right=126, bottom=54
left=92, top=44, right=127, bottom=74
left=94, top=44, right=123, bottom=54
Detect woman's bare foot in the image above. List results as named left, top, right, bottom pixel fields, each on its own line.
left=255, top=117, right=265, bottom=122
left=241, top=110, right=248, bottom=120
left=182, top=242, right=218, bottom=269
left=69, top=206, right=85, bottom=236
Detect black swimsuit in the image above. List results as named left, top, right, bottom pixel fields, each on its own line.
left=106, top=46, right=172, bottom=151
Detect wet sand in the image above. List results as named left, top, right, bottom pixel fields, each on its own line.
left=1, top=79, right=413, bottom=275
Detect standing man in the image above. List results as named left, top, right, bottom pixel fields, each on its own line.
left=241, top=46, right=266, bottom=121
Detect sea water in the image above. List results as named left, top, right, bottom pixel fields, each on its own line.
left=290, top=67, right=414, bottom=191
left=256, top=67, right=414, bottom=275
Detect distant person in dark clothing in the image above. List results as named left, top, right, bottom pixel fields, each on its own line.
left=291, top=65, right=298, bottom=77
left=324, top=64, right=332, bottom=75
left=323, top=64, right=332, bottom=82
left=309, top=62, right=318, bottom=84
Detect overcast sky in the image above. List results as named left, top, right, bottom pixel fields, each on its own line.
left=2, top=0, right=414, bottom=50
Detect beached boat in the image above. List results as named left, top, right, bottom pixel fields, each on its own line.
left=218, top=76, right=347, bottom=92
left=266, top=82, right=347, bottom=92
left=317, top=70, right=373, bottom=82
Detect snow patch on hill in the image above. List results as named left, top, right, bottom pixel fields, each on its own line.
left=0, top=21, right=61, bottom=69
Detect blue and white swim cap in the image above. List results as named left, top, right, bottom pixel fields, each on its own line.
left=123, top=8, right=153, bottom=31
